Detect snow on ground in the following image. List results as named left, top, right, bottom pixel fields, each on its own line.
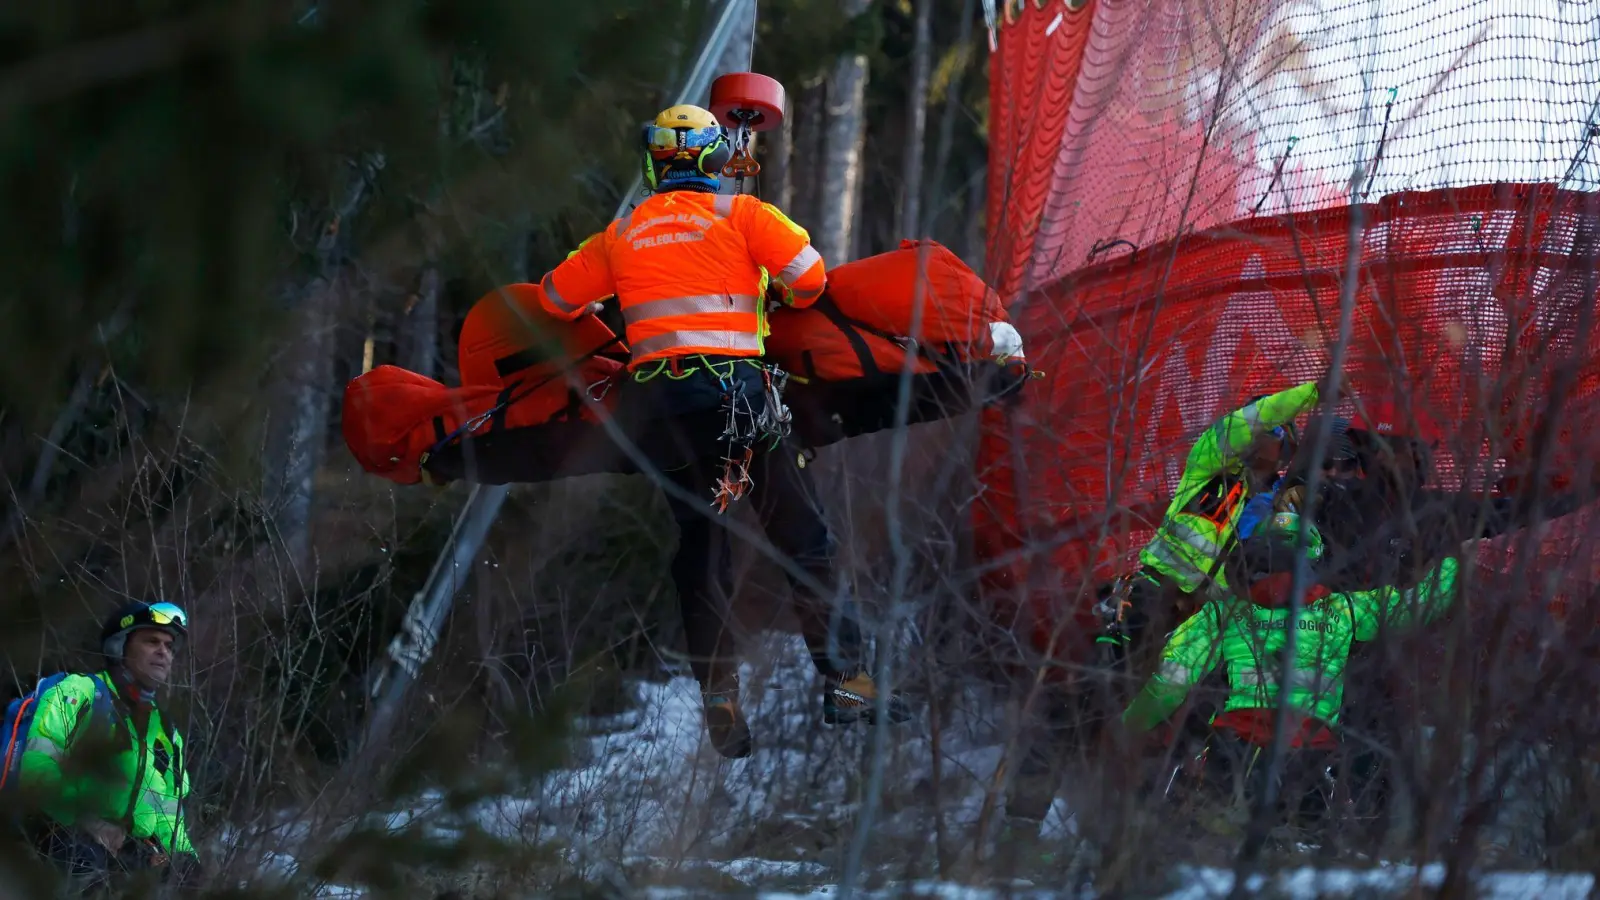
left=1163, top=864, right=1594, bottom=900
left=233, top=632, right=1597, bottom=898
left=634, top=866, right=1596, bottom=900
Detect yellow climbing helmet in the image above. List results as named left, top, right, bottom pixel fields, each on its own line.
left=641, top=104, right=731, bottom=190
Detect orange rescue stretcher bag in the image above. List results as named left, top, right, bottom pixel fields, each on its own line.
left=342, top=243, right=1030, bottom=487
left=341, top=285, right=629, bottom=487
left=765, top=239, right=1029, bottom=447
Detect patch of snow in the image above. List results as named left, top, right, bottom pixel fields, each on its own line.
left=227, top=630, right=1600, bottom=900
left=1163, top=864, right=1596, bottom=900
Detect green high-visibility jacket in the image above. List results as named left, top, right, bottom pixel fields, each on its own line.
left=1122, top=556, right=1461, bottom=732
left=1138, top=382, right=1321, bottom=595
left=20, top=671, right=194, bottom=855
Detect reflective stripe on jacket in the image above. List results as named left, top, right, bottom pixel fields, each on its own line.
left=537, top=191, right=827, bottom=369
left=19, top=671, right=194, bottom=855
left=1139, top=382, right=1321, bottom=594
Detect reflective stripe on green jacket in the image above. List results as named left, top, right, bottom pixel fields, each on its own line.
left=1122, top=556, right=1461, bottom=732
left=19, top=672, right=193, bottom=855
left=1139, top=382, right=1321, bottom=595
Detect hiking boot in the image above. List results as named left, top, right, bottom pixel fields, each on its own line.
left=822, top=672, right=912, bottom=725
left=702, top=691, right=752, bottom=759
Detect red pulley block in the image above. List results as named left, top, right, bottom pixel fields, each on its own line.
left=709, top=72, right=786, bottom=132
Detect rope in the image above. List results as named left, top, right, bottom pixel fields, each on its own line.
left=745, top=0, right=758, bottom=72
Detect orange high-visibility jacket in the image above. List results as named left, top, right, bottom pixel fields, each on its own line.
left=537, top=191, right=826, bottom=369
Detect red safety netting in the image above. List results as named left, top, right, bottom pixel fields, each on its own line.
left=966, top=182, right=1600, bottom=656
left=975, top=0, right=1600, bottom=657
left=985, top=0, right=1600, bottom=298
left=975, top=182, right=1600, bottom=657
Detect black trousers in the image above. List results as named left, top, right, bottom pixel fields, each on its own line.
left=749, top=437, right=864, bottom=680
left=31, top=824, right=199, bottom=896
left=563, top=357, right=863, bottom=693
left=37, top=826, right=117, bottom=895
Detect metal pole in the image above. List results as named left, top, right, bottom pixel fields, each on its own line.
left=356, top=0, right=758, bottom=756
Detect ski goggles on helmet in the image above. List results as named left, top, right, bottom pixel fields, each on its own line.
left=146, top=602, right=189, bottom=629
left=644, top=124, right=723, bottom=160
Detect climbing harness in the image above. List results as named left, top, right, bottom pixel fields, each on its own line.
left=626, top=353, right=790, bottom=512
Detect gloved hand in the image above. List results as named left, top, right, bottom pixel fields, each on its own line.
left=764, top=281, right=794, bottom=311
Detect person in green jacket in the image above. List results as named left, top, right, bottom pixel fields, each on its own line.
left=1097, top=381, right=1327, bottom=658
left=1002, top=382, right=1329, bottom=845
left=22, top=600, right=198, bottom=891
left=1121, top=513, right=1463, bottom=830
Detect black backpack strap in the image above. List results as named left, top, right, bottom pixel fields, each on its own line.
left=820, top=296, right=966, bottom=372
left=813, top=296, right=881, bottom=378
left=493, top=346, right=554, bottom=380
left=554, top=387, right=586, bottom=423
left=489, top=384, right=516, bottom=433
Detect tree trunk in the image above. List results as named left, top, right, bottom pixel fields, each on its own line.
left=398, top=211, right=445, bottom=379
left=849, top=157, right=867, bottom=260
left=792, top=81, right=826, bottom=230
left=264, top=153, right=383, bottom=577
left=964, top=168, right=986, bottom=275
left=897, top=0, right=934, bottom=240
left=270, top=272, right=339, bottom=575
left=816, top=0, right=871, bottom=264
left=398, top=266, right=441, bottom=379
left=768, top=96, right=795, bottom=212
left=929, top=0, right=978, bottom=240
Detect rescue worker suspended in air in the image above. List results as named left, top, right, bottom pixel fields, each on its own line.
left=536, top=103, right=908, bottom=760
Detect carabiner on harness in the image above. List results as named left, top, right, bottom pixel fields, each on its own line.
left=708, top=361, right=794, bottom=513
